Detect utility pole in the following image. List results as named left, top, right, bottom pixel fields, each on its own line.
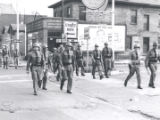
left=16, top=0, right=20, bottom=51
left=112, top=0, right=115, bottom=63
left=61, top=0, right=64, bottom=43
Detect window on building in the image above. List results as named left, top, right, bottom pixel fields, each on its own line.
left=158, top=14, right=160, bottom=27
left=130, top=10, right=137, bottom=24
left=143, top=37, right=150, bottom=54
left=158, top=37, right=160, bottom=49
left=144, top=15, right=149, bottom=31
left=79, top=6, right=86, bottom=21
left=126, top=36, right=132, bottom=50
left=67, top=7, right=71, bottom=18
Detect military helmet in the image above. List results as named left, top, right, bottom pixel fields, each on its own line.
left=95, top=44, right=99, bottom=47
left=153, top=42, right=158, bottom=46
left=42, top=44, right=48, bottom=48
left=66, top=42, right=72, bottom=47
left=104, top=42, right=108, bottom=45
left=33, top=42, right=40, bottom=48
left=134, top=44, right=140, bottom=49
left=53, top=47, right=57, bottom=51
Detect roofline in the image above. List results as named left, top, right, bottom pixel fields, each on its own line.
left=48, top=0, right=81, bottom=8
left=48, top=0, right=160, bottom=9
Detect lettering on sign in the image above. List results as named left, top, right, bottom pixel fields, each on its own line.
left=64, top=21, right=77, bottom=39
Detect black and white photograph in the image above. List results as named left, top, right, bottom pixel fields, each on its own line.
left=0, top=0, right=160, bottom=119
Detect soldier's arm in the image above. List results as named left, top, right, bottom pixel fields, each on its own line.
left=145, top=51, right=150, bottom=68
left=26, top=54, right=31, bottom=72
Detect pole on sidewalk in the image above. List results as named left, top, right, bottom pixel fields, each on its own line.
left=16, top=1, right=19, bottom=51
left=112, top=0, right=115, bottom=68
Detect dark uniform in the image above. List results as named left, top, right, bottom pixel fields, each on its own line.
left=60, top=43, right=75, bottom=94
left=13, top=49, right=20, bottom=69
left=124, top=45, right=142, bottom=89
left=102, top=43, right=113, bottom=78
left=2, top=46, right=10, bottom=69
left=26, top=42, right=44, bottom=95
left=75, top=44, right=85, bottom=76
left=92, top=44, right=103, bottom=80
left=145, top=42, right=160, bottom=88
left=41, top=44, right=50, bottom=90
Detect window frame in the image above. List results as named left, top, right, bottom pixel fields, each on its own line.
left=130, top=9, right=137, bottom=25
left=79, top=6, right=86, bottom=21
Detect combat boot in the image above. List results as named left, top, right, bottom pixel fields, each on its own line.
left=100, top=75, right=103, bottom=80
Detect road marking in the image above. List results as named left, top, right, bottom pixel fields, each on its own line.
left=0, top=79, right=31, bottom=83
left=0, top=74, right=29, bottom=79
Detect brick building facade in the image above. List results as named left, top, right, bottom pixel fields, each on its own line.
left=49, top=0, right=160, bottom=55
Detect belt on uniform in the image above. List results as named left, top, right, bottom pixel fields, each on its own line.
left=63, top=63, right=72, bottom=66
left=132, top=63, right=140, bottom=65
left=31, top=64, right=42, bottom=67
left=104, top=56, right=112, bottom=58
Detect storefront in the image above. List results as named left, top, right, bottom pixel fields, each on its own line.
left=26, top=17, right=78, bottom=52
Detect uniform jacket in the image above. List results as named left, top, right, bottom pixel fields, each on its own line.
left=130, top=50, right=140, bottom=65
left=145, top=49, right=160, bottom=67
left=102, top=47, right=113, bottom=59
left=61, top=49, right=75, bottom=66
left=26, top=50, right=44, bottom=71
left=75, top=49, right=84, bottom=60
left=92, top=50, right=102, bottom=65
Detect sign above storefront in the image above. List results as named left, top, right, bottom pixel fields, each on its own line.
left=64, top=21, right=77, bottom=39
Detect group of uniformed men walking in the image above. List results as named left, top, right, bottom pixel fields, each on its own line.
left=1, top=45, right=20, bottom=69
left=23, top=37, right=160, bottom=95
left=26, top=39, right=114, bottom=95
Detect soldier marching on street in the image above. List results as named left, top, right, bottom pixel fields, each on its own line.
left=13, top=48, right=20, bottom=69
left=145, top=42, right=160, bottom=88
left=102, top=42, right=113, bottom=78
left=124, top=45, right=142, bottom=89
left=26, top=42, right=44, bottom=95
left=75, top=44, right=85, bottom=76
left=41, top=44, right=50, bottom=90
left=92, top=44, right=104, bottom=80
left=2, top=45, right=10, bottom=69
left=60, top=43, right=75, bottom=94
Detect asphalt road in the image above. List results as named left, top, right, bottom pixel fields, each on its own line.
left=0, top=65, right=160, bottom=120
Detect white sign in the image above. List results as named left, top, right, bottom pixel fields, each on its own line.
left=78, top=24, right=126, bottom=51
left=64, top=21, right=77, bottom=39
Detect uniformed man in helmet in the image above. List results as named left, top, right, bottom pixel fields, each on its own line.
left=92, top=44, right=104, bottom=80
left=102, top=42, right=113, bottom=78
left=60, top=42, right=75, bottom=94
left=75, top=44, right=85, bottom=76
left=124, top=44, right=142, bottom=89
left=2, top=45, right=10, bottom=69
left=41, top=44, right=49, bottom=90
left=145, top=42, right=160, bottom=88
left=26, top=42, right=44, bottom=95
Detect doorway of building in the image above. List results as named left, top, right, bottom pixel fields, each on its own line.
left=143, top=37, right=150, bottom=54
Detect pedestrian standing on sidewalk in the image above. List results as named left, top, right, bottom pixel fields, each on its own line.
left=2, top=45, right=10, bottom=69
left=26, top=42, right=44, bottom=95
left=102, top=42, right=113, bottom=78
left=41, top=44, right=50, bottom=90
left=124, top=44, right=142, bottom=89
left=92, top=44, right=104, bottom=80
left=13, top=48, right=20, bottom=69
left=75, top=44, right=85, bottom=76
left=145, top=42, right=160, bottom=88
left=60, top=43, right=75, bottom=94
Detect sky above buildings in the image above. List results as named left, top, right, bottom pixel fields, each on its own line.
left=0, top=0, right=60, bottom=16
